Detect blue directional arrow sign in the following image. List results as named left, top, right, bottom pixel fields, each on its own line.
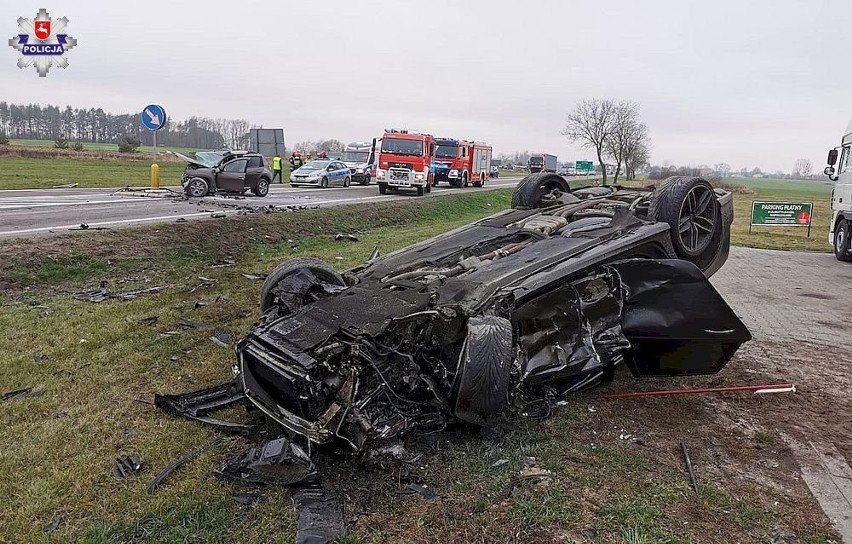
left=141, top=104, right=167, bottom=131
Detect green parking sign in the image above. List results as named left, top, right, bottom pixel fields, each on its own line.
left=576, top=161, right=593, bottom=173
left=749, top=201, right=813, bottom=237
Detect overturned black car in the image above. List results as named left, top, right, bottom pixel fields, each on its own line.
left=194, top=174, right=750, bottom=456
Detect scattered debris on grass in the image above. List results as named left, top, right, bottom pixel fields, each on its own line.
left=43, top=514, right=63, bottom=535
left=68, top=223, right=110, bottom=231
left=681, top=442, right=700, bottom=495
left=210, top=331, right=233, bottom=347
left=210, top=212, right=227, bottom=219
left=591, top=383, right=797, bottom=400
left=291, top=482, right=345, bottom=544
left=232, top=492, right=267, bottom=506
left=178, top=319, right=209, bottom=330
left=72, top=285, right=168, bottom=303
left=400, top=483, right=437, bottom=500
left=154, top=380, right=256, bottom=435
left=491, top=458, right=510, bottom=468
left=145, top=438, right=222, bottom=494
left=139, top=315, right=159, bottom=325
left=51, top=182, right=78, bottom=188
left=215, top=438, right=316, bottom=486
left=241, top=273, right=265, bottom=281
left=334, top=233, right=359, bottom=242
left=2, top=388, right=45, bottom=401
left=33, top=354, right=48, bottom=364
left=111, top=456, right=143, bottom=479
left=209, top=257, right=236, bottom=269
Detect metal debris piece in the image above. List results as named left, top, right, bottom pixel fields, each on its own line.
left=291, top=481, right=345, bottom=544
left=232, top=492, right=267, bottom=506
left=197, top=276, right=217, bottom=284
left=179, top=319, right=209, bottom=330
left=112, top=456, right=143, bottom=479
left=210, top=331, right=233, bottom=347
left=176, top=217, right=188, bottom=223
left=68, top=223, right=109, bottom=231
left=335, top=233, right=359, bottom=242
left=33, top=354, right=48, bottom=364
left=491, top=459, right=510, bottom=468
left=2, top=388, right=45, bottom=401
left=501, top=467, right=554, bottom=498
left=146, top=439, right=222, bottom=494
left=367, top=244, right=380, bottom=262
left=215, top=438, right=316, bottom=486
left=400, top=483, right=437, bottom=500
left=52, top=182, right=78, bottom=188
left=241, top=273, right=265, bottom=281
left=681, top=442, right=699, bottom=495
left=209, top=257, right=236, bottom=269
left=43, top=514, right=63, bottom=535
left=592, top=383, right=797, bottom=400
left=155, top=380, right=255, bottom=434
left=73, top=286, right=167, bottom=303
left=211, top=212, right=227, bottom=218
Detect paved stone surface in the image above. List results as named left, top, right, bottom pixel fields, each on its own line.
left=711, top=246, right=852, bottom=347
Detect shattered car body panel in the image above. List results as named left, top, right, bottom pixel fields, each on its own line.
left=231, top=176, right=751, bottom=453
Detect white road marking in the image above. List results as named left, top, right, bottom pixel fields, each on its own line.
left=0, top=198, right=142, bottom=210
left=0, top=211, right=230, bottom=236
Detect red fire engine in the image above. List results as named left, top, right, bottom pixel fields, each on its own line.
left=431, top=138, right=492, bottom=188
left=375, top=129, right=434, bottom=196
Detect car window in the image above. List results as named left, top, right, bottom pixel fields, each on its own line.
left=334, top=162, right=347, bottom=170
left=327, top=163, right=337, bottom=171
left=247, top=156, right=263, bottom=168
left=841, top=147, right=851, bottom=174
left=222, top=159, right=248, bottom=173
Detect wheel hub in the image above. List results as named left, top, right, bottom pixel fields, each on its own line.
left=677, top=186, right=716, bottom=253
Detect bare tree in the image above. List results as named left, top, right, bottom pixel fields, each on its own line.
left=793, top=158, right=812, bottom=178
left=562, top=98, right=619, bottom=184
left=713, top=163, right=731, bottom=177
left=623, top=124, right=650, bottom=181
left=604, top=100, right=641, bottom=184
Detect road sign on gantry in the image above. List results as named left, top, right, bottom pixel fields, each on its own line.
left=141, top=104, right=167, bottom=131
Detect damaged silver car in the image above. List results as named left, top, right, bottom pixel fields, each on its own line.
left=179, top=174, right=749, bottom=455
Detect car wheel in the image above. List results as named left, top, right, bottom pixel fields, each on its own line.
left=321, top=177, right=328, bottom=188
left=184, top=177, right=209, bottom=198
left=343, top=176, right=350, bottom=187
left=378, top=182, right=387, bottom=195
left=511, top=173, right=571, bottom=209
left=453, top=315, right=513, bottom=426
left=834, top=219, right=852, bottom=262
left=252, top=178, right=270, bottom=197
left=649, top=176, right=720, bottom=259
left=473, top=173, right=484, bottom=187
left=260, top=257, right=346, bottom=313
left=361, top=174, right=370, bottom=186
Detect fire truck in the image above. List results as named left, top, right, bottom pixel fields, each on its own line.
left=431, top=138, right=493, bottom=187
left=376, top=129, right=434, bottom=196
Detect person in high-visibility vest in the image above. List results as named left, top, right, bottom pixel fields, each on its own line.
left=272, top=154, right=283, bottom=183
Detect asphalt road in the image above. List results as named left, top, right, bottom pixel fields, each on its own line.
left=0, top=175, right=598, bottom=239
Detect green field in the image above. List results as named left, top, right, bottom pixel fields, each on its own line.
left=0, top=157, right=188, bottom=189
left=724, top=176, right=833, bottom=252
left=9, top=138, right=209, bottom=156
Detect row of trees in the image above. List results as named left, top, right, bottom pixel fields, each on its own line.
left=0, top=102, right=257, bottom=150
left=561, top=98, right=651, bottom=185
left=290, top=139, right=345, bottom=155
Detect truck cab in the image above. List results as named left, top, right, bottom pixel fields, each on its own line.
left=430, top=138, right=492, bottom=188
left=376, top=129, right=434, bottom=196
left=824, top=118, right=852, bottom=261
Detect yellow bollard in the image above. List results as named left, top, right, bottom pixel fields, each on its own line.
left=151, top=163, right=160, bottom=190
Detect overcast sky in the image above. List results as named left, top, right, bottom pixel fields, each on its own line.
left=2, top=1, right=851, bottom=172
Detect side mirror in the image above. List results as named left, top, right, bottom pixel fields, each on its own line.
left=825, top=166, right=836, bottom=177
left=212, top=167, right=220, bottom=174
left=828, top=149, right=839, bottom=165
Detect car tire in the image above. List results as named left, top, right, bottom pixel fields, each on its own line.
left=834, top=219, right=852, bottom=262
left=417, top=185, right=425, bottom=196
left=378, top=182, right=387, bottom=195
left=321, top=177, right=328, bottom=188
left=473, top=173, right=484, bottom=187
left=252, top=178, right=270, bottom=197
left=511, top=173, right=571, bottom=209
left=343, top=176, right=350, bottom=187
left=260, top=257, right=346, bottom=313
left=453, top=315, right=513, bottom=427
left=361, top=174, right=370, bottom=186
left=185, top=177, right=209, bottom=198
left=649, top=176, right=720, bottom=260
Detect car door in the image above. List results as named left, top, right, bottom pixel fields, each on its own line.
left=333, top=161, right=347, bottom=186
left=244, top=156, right=264, bottom=190
left=326, top=162, right=341, bottom=186
left=217, top=158, right=249, bottom=192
